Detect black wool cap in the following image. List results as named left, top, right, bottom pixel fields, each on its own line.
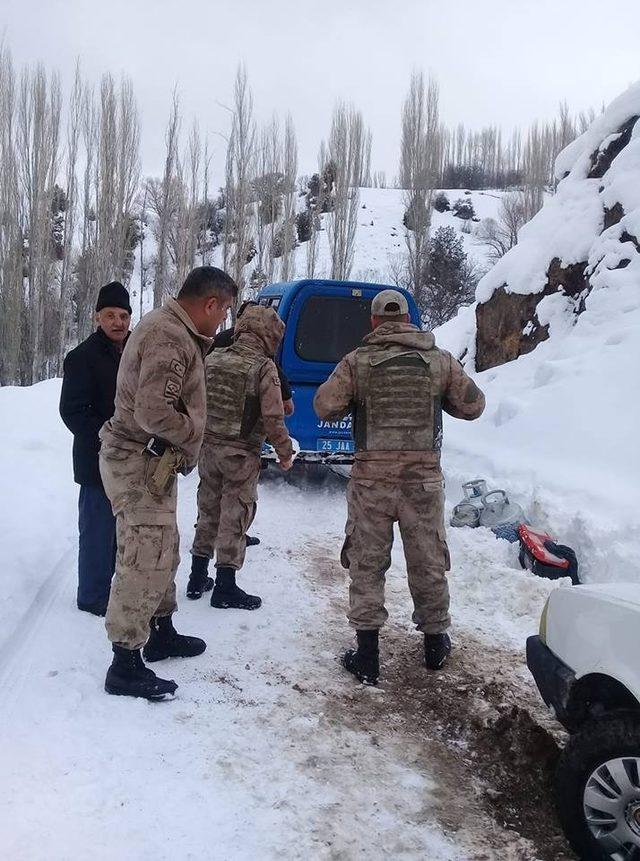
left=96, top=281, right=132, bottom=314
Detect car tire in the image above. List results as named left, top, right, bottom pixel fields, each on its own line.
left=555, top=710, right=640, bottom=860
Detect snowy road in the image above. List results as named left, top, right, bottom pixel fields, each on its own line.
left=1, top=464, right=574, bottom=861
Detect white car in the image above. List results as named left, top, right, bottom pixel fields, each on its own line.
left=527, top=583, right=640, bottom=861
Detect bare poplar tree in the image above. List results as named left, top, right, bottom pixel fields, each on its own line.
left=138, top=180, right=148, bottom=320
left=173, top=121, right=202, bottom=286
left=399, top=72, right=440, bottom=310
left=153, top=91, right=180, bottom=307
left=306, top=141, right=328, bottom=279
left=279, top=114, right=298, bottom=281
left=327, top=102, right=366, bottom=281
left=57, top=64, right=82, bottom=372
left=72, top=74, right=140, bottom=341
left=253, top=116, right=281, bottom=286
left=0, top=46, right=23, bottom=385
left=75, top=85, right=98, bottom=339
left=521, top=122, right=547, bottom=221
left=224, top=64, right=256, bottom=302
left=17, top=64, right=62, bottom=382
left=199, top=138, right=212, bottom=265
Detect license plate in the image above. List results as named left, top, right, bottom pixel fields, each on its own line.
left=317, top=438, right=354, bottom=453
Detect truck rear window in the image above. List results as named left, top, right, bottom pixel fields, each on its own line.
left=295, top=295, right=372, bottom=363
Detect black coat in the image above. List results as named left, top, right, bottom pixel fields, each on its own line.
left=213, top=327, right=292, bottom=401
left=60, top=328, right=126, bottom=485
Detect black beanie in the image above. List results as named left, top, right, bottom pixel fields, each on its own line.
left=96, top=281, right=132, bottom=314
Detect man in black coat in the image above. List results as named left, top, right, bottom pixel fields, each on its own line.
left=60, top=282, right=132, bottom=616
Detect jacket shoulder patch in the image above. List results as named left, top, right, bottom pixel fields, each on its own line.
left=164, top=378, right=182, bottom=399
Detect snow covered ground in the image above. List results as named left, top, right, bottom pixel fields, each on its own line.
left=0, top=377, right=575, bottom=861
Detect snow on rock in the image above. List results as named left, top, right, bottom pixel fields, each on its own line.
left=473, top=80, right=640, bottom=372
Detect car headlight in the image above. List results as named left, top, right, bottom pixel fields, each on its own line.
left=539, top=597, right=550, bottom=643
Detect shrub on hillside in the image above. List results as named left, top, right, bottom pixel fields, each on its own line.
left=296, top=209, right=313, bottom=243
left=419, top=225, right=478, bottom=328
left=452, top=198, right=476, bottom=220
left=433, top=192, right=450, bottom=213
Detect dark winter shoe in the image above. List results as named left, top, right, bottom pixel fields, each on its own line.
left=142, top=615, right=207, bottom=662
left=104, top=645, right=178, bottom=700
left=78, top=601, right=108, bottom=617
left=186, top=555, right=214, bottom=600
left=245, top=535, right=261, bottom=547
left=342, top=630, right=380, bottom=686
left=424, top=632, right=451, bottom=670
left=210, top=566, right=262, bottom=610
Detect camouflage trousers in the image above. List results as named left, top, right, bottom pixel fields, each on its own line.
left=191, top=441, right=260, bottom=570
left=341, top=478, right=451, bottom=635
left=99, top=443, right=180, bottom=650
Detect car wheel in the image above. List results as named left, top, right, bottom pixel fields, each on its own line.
left=555, top=711, right=640, bottom=860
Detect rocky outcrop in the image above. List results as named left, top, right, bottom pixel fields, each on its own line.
left=475, top=260, right=587, bottom=371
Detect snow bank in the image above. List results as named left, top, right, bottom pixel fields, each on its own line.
left=437, top=286, right=640, bottom=585
left=434, top=82, right=640, bottom=587
left=0, top=380, right=77, bottom=646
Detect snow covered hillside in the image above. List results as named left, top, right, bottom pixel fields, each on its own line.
left=437, top=81, right=640, bottom=588
left=287, top=186, right=506, bottom=284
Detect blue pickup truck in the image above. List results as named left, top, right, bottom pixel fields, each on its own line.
left=256, top=279, right=421, bottom=463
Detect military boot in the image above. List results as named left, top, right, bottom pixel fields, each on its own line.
left=186, top=554, right=214, bottom=600
left=104, top=645, right=178, bottom=700
left=142, top=615, right=207, bottom=662
left=245, top=535, right=261, bottom=547
left=424, top=632, right=451, bottom=670
left=342, top=630, right=379, bottom=686
left=210, top=566, right=262, bottom=610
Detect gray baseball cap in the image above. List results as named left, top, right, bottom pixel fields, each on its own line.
left=371, top=289, right=409, bottom=317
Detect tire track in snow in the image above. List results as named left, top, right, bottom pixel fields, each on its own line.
left=0, top=547, right=76, bottom=718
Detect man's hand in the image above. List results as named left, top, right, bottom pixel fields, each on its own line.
left=279, top=458, right=293, bottom=471
left=283, top=398, right=295, bottom=417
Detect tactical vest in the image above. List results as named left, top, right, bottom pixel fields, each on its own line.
left=353, top=344, right=443, bottom=452
left=204, top=345, right=270, bottom=448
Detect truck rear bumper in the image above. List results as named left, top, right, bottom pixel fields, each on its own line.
left=261, top=449, right=355, bottom=465
left=526, top=635, right=576, bottom=730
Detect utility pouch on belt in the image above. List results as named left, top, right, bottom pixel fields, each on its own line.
left=145, top=439, right=185, bottom=495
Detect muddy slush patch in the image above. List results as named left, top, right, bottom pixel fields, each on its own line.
left=300, top=539, right=576, bottom=860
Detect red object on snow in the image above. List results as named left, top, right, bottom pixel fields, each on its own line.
left=517, top=524, right=570, bottom=570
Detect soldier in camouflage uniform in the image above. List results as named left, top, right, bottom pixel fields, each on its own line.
left=187, top=305, right=294, bottom=607
left=314, top=289, right=485, bottom=685
left=99, top=267, right=237, bottom=699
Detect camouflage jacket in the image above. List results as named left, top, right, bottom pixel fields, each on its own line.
left=204, top=306, right=293, bottom=462
left=100, top=297, right=212, bottom=468
left=313, top=322, right=485, bottom=481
